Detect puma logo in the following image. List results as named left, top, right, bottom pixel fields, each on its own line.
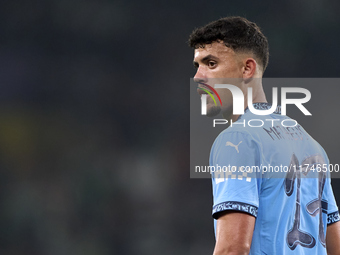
left=225, top=141, right=242, bottom=153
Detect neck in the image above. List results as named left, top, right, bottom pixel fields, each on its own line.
left=223, top=79, right=267, bottom=122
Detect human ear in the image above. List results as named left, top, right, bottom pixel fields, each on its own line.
left=243, top=58, right=257, bottom=79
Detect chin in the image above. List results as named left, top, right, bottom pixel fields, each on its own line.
left=206, top=106, right=221, bottom=117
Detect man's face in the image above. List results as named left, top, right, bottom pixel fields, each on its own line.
left=193, top=41, right=245, bottom=117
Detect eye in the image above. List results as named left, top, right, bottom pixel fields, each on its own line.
left=208, top=61, right=216, bottom=68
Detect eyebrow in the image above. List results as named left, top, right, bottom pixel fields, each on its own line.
left=193, top=54, right=219, bottom=67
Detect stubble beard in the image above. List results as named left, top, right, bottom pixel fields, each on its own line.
left=206, top=105, right=221, bottom=117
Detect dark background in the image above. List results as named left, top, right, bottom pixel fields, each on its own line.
left=0, top=1, right=340, bottom=254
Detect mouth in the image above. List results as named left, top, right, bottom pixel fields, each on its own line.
left=197, top=83, right=213, bottom=96
left=197, top=88, right=207, bottom=96
left=196, top=82, right=223, bottom=107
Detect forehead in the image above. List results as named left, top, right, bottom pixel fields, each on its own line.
left=194, top=41, right=234, bottom=60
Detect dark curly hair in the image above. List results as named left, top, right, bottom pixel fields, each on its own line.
left=188, top=16, right=269, bottom=72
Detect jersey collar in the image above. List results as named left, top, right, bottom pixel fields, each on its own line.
left=245, top=102, right=281, bottom=114
left=235, top=103, right=281, bottom=122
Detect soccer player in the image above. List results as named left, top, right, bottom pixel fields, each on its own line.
left=189, top=17, right=340, bottom=254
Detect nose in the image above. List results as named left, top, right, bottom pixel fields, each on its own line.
left=193, top=66, right=207, bottom=84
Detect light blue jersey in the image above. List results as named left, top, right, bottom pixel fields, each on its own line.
left=210, top=103, right=339, bottom=254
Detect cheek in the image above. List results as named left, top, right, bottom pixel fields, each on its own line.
left=216, top=90, right=235, bottom=109
left=215, top=89, right=232, bottom=100
left=220, top=62, right=243, bottom=77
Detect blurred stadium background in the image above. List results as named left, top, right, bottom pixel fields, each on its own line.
left=0, top=0, right=340, bottom=254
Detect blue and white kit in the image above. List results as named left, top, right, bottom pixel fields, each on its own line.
left=210, top=103, right=339, bottom=254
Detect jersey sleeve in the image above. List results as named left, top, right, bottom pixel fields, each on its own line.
left=324, top=177, right=339, bottom=225
left=210, top=131, right=261, bottom=219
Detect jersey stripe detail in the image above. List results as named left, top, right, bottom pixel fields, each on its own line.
left=327, top=211, right=340, bottom=225
left=212, top=201, right=258, bottom=219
